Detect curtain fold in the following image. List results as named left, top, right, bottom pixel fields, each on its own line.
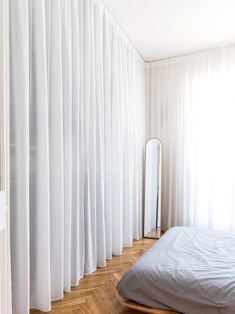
left=147, top=46, right=235, bottom=232
left=10, top=0, right=146, bottom=312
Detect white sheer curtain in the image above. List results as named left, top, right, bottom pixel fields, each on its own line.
left=10, top=0, right=146, bottom=312
left=147, top=46, right=235, bottom=232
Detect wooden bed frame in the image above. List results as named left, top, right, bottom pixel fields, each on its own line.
left=124, top=300, right=180, bottom=314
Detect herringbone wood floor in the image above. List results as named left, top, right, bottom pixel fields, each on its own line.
left=31, top=238, right=156, bottom=314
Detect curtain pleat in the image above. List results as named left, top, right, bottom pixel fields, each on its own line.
left=28, top=0, right=51, bottom=310
left=103, top=12, right=112, bottom=260
left=10, top=0, right=146, bottom=312
left=62, top=0, right=72, bottom=293
left=10, top=0, right=30, bottom=313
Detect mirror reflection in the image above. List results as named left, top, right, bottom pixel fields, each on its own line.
left=144, top=138, right=162, bottom=239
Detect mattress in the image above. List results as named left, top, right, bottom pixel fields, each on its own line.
left=117, top=227, right=235, bottom=314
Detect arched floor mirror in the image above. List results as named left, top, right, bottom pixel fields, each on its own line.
left=144, top=138, right=162, bottom=239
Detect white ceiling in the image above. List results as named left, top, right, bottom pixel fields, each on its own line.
left=101, top=0, right=235, bottom=61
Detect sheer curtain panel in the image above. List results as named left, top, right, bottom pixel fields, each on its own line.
left=147, top=46, right=235, bottom=232
left=10, top=0, right=146, bottom=312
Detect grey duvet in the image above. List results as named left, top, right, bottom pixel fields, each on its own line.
left=117, top=227, right=235, bottom=314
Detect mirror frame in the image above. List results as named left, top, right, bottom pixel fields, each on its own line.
left=143, top=137, right=162, bottom=239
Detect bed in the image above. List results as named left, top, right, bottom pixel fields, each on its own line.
left=117, top=227, right=235, bottom=314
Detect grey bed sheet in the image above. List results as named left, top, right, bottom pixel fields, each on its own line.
left=117, top=227, right=235, bottom=314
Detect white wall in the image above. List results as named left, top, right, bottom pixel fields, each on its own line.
left=0, top=0, right=11, bottom=313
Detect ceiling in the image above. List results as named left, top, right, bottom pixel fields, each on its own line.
left=101, top=0, right=235, bottom=61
